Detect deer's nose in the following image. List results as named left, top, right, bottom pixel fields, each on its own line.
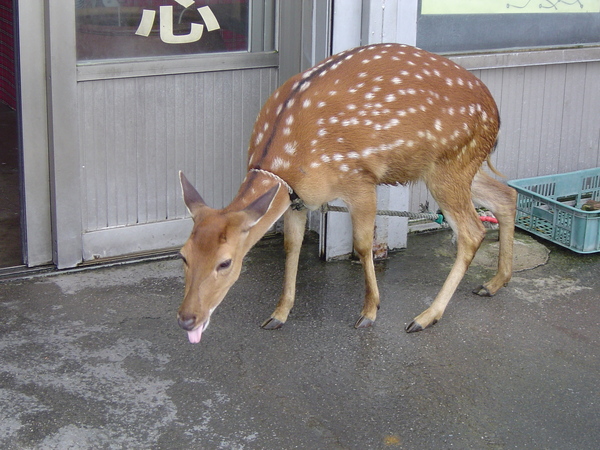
left=177, top=313, right=197, bottom=331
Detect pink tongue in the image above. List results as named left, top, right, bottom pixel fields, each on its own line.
left=187, top=326, right=203, bottom=344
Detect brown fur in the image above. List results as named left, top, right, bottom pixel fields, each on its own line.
left=177, top=44, right=516, bottom=341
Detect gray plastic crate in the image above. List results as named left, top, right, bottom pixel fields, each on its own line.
left=508, top=168, right=600, bottom=253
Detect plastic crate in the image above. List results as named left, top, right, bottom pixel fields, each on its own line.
left=507, top=168, right=600, bottom=253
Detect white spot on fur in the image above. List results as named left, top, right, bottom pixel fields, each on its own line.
left=392, top=77, right=402, bottom=84
left=283, top=127, right=291, bottom=136
left=255, top=132, right=264, bottom=145
left=385, top=94, right=396, bottom=102
left=358, top=72, right=368, bottom=78
left=434, top=119, right=443, bottom=131
left=303, top=99, right=311, bottom=108
left=321, top=155, right=331, bottom=163
left=333, top=154, right=344, bottom=161
left=385, top=118, right=400, bottom=129
left=339, top=164, right=350, bottom=172
left=271, top=157, right=290, bottom=170
left=318, top=129, right=328, bottom=137
left=348, top=152, right=360, bottom=159
left=284, top=141, right=298, bottom=155
left=329, top=117, right=339, bottom=124
left=310, top=162, right=320, bottom=168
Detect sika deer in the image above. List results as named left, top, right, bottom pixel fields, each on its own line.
left=178, top=43, right=516, bottom=343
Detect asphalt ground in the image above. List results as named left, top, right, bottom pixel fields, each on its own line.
left=1, top=229, right=598, bottom=449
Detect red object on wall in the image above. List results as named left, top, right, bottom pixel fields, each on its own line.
left=0, top=0, right=16, bottom=109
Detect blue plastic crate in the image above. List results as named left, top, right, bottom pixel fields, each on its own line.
left=507, top=168, right=600, bottom=253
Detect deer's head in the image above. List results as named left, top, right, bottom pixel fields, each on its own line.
left=177, top=172, right=279, bottom=343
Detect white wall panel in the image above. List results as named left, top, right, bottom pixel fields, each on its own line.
left=78, top=68, right=278, bottom=253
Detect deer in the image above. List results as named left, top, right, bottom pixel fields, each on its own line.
left=177, top=43, right=517, bottom=344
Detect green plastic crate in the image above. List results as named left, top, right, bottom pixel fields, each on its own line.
left=507, top=168, right=600, bottom=253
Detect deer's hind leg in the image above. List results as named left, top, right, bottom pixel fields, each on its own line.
left=406, top=176, right=486, bottom=333
left=471, top=170, right=517, bottom=296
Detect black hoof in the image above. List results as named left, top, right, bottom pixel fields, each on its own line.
left=354, top=315, right=375, bottom=328
left=261, top=317, right=284, bottom=330
left=472, top=285, right=492, bottom=297
left=405, top=319, right=437, bottom=333
left=405, top=320, right=423, bottom=333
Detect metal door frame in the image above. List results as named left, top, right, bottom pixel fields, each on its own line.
left=37, top=0, right=332, bottom=268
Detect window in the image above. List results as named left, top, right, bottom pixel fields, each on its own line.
left=417, top=0, right=600, bottom=53
left=75, top=0, right=275, bottom=62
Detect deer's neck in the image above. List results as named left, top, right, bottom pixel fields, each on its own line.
left=228, top=169, right=293, bottom=245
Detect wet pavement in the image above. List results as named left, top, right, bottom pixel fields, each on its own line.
left=1, top=229, right=598, bottom=449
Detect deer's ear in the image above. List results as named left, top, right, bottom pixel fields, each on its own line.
left=242, top=185, right=280, bottom=229
left=179, top=171, right=208, bottom=218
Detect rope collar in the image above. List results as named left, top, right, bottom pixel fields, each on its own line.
left=249, top=168, right=305, bottom=210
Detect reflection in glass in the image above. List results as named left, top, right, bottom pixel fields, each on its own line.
left=76, top=0, right=249, bottom=61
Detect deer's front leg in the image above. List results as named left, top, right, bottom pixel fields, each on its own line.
left=261, top=207, right=307, bottom=329
left=346, top=188, right=379, bottom=328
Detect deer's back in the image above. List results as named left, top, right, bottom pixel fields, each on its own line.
left=248, top=44, right=499, bottom=198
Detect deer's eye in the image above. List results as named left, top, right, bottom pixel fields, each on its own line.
left=217, top=259, right=232, bottom=271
